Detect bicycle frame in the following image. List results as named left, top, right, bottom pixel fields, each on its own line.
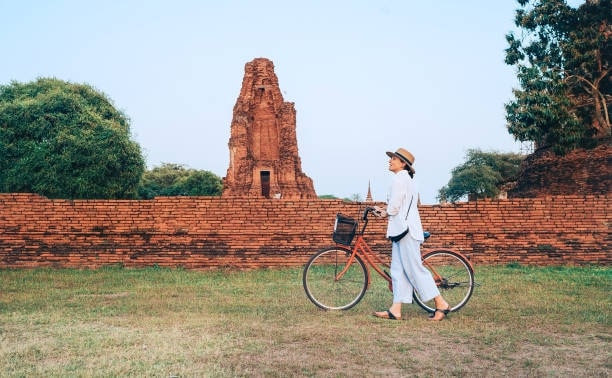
left=336, top=234, right=390, bottom=288
left=334, top=207, right=473, bottom=291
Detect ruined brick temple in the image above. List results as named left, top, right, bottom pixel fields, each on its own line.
left=222, top=58, right=317, bottom=199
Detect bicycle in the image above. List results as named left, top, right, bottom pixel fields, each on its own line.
left=302, top=206, right=475, bottom=314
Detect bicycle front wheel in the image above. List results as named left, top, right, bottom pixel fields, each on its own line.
left=302, top=247, right=368, bottom=311
left=413, top=249, right=474, bottom=313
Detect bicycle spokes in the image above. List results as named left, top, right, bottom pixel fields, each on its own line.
left=302, top=247, right=368, bottom=311
left=413, top=250, right=474, bottom=313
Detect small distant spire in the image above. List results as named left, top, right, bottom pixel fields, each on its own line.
left=366, top=181, right=373, bottom=202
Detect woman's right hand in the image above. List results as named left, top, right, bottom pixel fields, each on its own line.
left=372, top=206, right=387, bottom=218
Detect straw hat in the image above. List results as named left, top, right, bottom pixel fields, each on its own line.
left=386, top=148, right=415, bottom=174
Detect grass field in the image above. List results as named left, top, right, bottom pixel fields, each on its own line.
left=1, top=264, right=610, bottom=377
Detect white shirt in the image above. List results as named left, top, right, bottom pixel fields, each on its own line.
left=386, top=170, right=424, bottom=242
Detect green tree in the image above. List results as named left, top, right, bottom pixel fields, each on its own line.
left=437, top=149, right=525, bottom=203
left=348, top=193, right=363, bottom=202
left=505, top=0, right=611, bottom=155
left=0, top=78, right=145, bottom=199
left=138, top=163, right=222, bottom=199
left=318, top=194, right=339, bottom=199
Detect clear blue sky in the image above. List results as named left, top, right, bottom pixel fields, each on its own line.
left=0, top=1, right=585, bottom=204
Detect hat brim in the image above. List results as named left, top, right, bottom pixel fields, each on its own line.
left=386, top=151, right=415, bottom=174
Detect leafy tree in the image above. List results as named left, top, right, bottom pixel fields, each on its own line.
left=317, top=194, right=367, bottom=201
left=0, top=78, right=145, bottom=199
left=437, top=149, right=525, bottom=203
left=138, top=163, right=222, bottom=199
left=318, top=194, right=339, bottom=199
left=505, top=0, right=611, bottom=155
left=348, top=193, right=363, bottom=202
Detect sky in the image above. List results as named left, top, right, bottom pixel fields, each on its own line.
left=0, top=1, right=584, bottom=204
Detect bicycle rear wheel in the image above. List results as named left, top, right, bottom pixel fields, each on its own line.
left=413, top=249, right=474, bottom=313
left=303, top=247, right=368, bottom=311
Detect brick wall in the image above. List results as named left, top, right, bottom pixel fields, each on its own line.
left=509, top=143, right=611, bottom=198
left=0, top=194, right=609, bottom=269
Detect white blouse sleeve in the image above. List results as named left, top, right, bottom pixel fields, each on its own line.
left=386, top=173, right=406, bottom=216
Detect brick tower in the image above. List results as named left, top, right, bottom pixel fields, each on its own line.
left=222, top=58, right=317, bottom=199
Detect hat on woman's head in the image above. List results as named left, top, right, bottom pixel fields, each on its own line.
left=386, top=148, right=416, bottom=174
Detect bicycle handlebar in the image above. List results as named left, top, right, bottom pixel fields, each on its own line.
left=363, top=206, right=385, bottom=220
left=357, top=206, right=384, bottom=235
left=362, top=206, right=376, bottom=220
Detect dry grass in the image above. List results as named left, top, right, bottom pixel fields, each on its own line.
left=0, top=264, right=610, bottom=377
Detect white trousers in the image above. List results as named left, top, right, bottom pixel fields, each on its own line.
left=390, top=234, right=440, bottom=303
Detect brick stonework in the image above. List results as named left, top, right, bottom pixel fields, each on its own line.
left=222, top=58, right=316, bottom=199
left=509, top=144, right=611, bottom=198
left=0, top=194, right=609, bottom=269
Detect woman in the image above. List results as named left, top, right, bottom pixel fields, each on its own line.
left=373, top=148, right=450, bottom=321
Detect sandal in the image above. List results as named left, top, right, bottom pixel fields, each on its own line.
left=428, top=307, right=450, bottom=321
left=373, top=310, right=401, bottom=320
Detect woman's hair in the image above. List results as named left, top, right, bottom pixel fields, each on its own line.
left=403, top=162, right=414, bottom=178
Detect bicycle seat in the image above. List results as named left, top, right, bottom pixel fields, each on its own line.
left=423, top=231, right=430, bottom=240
